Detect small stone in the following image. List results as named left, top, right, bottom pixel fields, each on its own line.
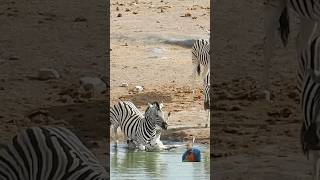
left=116, top=7, right=119, bottom=11
left=185, top=12, right=191, bottom=17
left=120, top=83, right=128, bottom=87
left=132, top=11, right=138, bottom=14
left=117, top=13, right=122, bottom=17
left=8, top=56, right=19, bottom=61
left=79, top=77, right=106, bottom=94
left=125, top=8, right=130, bottom=12
left=134, top=86, right=143, bottom=92
left=74, top=16, right=87, bottom=22
left=37, top=68, right=60, bottom=80
left=192, top=16, right=197, bottom=19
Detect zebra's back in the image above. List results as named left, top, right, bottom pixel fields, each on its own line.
left=0, top=126, right=108, bottom=180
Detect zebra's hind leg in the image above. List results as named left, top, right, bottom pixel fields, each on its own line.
left=313, top=151, right=320, bottom=180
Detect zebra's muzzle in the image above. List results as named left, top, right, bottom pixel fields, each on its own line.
left=161, top=122, right=168, bottom=130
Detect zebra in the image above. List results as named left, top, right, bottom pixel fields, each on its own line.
left=297, top=35, right=320, bottom=94
left=0, top=126, right=108, bottom=180
left=263, top=0, right=320, bottom=101
left=203, top=70, right=210, bottom=128
left=191, top=39, right=210, bottom=93
left=110, top=101, right=168, bottom=150
left=300, top=69, right=320, bottom=180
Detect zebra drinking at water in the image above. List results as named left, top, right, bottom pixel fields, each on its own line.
left=300, top=69, right=320, bottom=180
left=0, top=126, right=108, bottom=180
left=263, top=0, right=320, bottom=101
left=110, top=101, right=169, bottom=151
left=191, top=39, right=210, bottom=93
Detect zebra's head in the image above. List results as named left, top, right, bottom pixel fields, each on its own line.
left=145, top=102, right=168, bottom=130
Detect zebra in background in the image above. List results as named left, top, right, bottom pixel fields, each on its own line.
left=191, top=39, right=210, bottom=94
left=110, top=101, right=168, bottom=150
left=0, top=126, right=108, bottom=180
left=300, top=69, right=320, bottom=180
left=263, top=0, right=320, bottom=101
left=203, top=70, right=210, bottom=128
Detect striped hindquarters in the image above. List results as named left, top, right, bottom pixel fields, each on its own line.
left=0, top=126, right=107, bottom=180
left=297, top=36, right=320, bottom=94
left=192, top=39, right=210, bottom=76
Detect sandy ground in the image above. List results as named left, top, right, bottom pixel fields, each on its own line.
left=110, top=0, right=210, bottom=145
left=211, top=0, right=319, bottom=179
left=0, top=0, right=108, bottom=167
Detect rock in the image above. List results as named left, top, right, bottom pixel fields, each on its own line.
left=120, top=82, right=128, bottom=87
left=117, top=13, right=122, bottom=17
left=79, top=77, right=106, bottom=94
left=74, top=16, right=87, bottom=22
left=37, top=68, right=60, bottom=80
left=134, top=86, right=143, bottom=92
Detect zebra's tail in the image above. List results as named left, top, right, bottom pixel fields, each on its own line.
left=196, top=64, right=201, bottom=76
left=278, top=6, right=290, bottom=47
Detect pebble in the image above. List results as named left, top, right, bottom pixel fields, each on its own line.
left=37, top=68, right=60, bottom=80
left=79, top=77, right=106, bottom=94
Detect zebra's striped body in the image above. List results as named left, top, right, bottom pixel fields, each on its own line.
left=0, top=126, right=107, bottom=180
left=297, top=36, right=320, bottom=93
left=110, top=101, right=168, bottom=150
left=300, top=69, right=320, bottom=180
left=263, top=0, right=320, bottom=101
left=191, top=39, right=210, bottom=92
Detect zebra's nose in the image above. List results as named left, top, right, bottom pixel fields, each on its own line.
left=161, top=122, right=168, bottom=130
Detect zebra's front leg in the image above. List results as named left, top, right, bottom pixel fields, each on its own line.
left=113, top=126, right=119, bottom=148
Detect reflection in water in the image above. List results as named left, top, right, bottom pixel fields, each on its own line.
left=111, top=143, right=210, bottom=180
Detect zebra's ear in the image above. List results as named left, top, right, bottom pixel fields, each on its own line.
left=159, top=103, right=164, bottom=109
left=147, top=102, right=152, bottom=107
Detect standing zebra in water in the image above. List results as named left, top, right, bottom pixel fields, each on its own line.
left=263, top=0, right=320, bottom=101
left=110, top=101, right=168, bottom=150
left=0, top=126, right=108, bottom=180
left=191, top=39, right=210, bottom=93
left=203, top=70, right=210, bottom=128
left=300, top=69, right=320, bottom=180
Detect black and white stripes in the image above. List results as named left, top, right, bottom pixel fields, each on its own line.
left=191, top=39, right=210, bottom=92
left=203, top=70, right=210, bottom=128
left=110, top=101, right=168, bottom=150
left=263, top=0, right=320, bottom=101
left=0, top=126, right=108, bottom=180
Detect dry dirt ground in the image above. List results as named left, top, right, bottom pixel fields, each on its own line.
left=0, top=0, right=108, bottom=166
left=212, top=0, right=320, bottom=179
left=110, top=0, right=210, bottom=144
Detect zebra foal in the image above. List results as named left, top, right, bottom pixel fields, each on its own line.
left=110, top=101, right=168, bottom=150
left=263, top=0, right=320, bottom=101
left=0, top=126, right=108, bottom=180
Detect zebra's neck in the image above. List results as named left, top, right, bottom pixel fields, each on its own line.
left=142, top=116, right=157, bottom=140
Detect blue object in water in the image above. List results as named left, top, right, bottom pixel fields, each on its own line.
left=182, top=148, right=201, bottom=162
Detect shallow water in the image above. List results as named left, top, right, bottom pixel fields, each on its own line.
left=110, top=142, right=210, bottom=180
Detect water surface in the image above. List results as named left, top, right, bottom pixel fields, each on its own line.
left=110, top=142, right=210, bottom=180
